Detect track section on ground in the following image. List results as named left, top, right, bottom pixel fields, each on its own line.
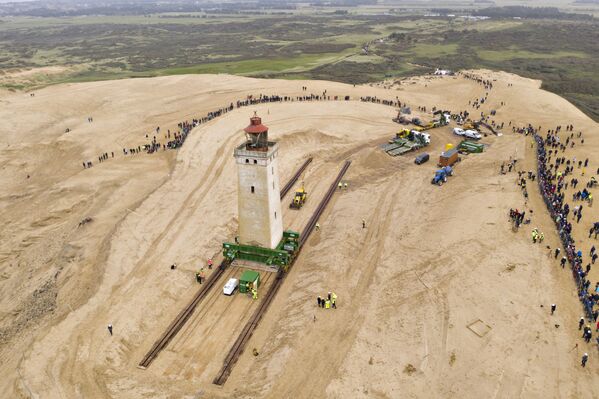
left=213, top=160, right=351, bottom=385
left=138, top=157, right=315, bottom=369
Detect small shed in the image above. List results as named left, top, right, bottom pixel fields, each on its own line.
left=439, top=148, right=459, bottom=167
left=239, top=270, right=260, bottom=293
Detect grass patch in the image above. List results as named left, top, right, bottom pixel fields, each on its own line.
left=407, top=43, right=459, bottom=58
left=156, top=53, right=350, bottom=76
left=478, top=49, right=588, bottom=62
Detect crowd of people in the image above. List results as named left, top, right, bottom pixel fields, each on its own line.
left=528, top=124, right=599, bottom=364
left=82, top=90, right=416, bottom=170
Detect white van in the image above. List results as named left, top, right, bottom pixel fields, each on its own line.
left=223, top=278, right=238, bottom=295
left=463, top=129, right=482, bottom=140
left=453, top=127, right=465, bottom=136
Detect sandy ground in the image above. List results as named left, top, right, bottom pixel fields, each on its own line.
left=0, top=71, right=598, bottom=398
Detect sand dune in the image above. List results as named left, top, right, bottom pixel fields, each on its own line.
left=0, top=72, right=597, bottom=398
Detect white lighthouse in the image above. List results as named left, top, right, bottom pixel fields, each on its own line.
left=234, top=113, right=283, bottom=249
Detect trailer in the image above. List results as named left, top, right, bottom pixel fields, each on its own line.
left=383, top=131, right=430, bottom=157
left=458, top=140, right=484, bottom=154
left=439, top=148, right=459, bottom=167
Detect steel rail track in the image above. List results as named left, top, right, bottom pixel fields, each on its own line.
left=138, top=159, right=315, bottom=369
left=213, top=160, right=351, bottom=385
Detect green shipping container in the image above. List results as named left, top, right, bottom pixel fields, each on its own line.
left=239, top=270, right=260, bottom=293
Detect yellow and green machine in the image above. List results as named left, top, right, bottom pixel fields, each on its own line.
left=222, top=230, right=300, bottom=269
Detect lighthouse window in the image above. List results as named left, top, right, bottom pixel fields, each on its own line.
left=272, top=166, right=274, bottom=174
left=273, top=181, right=275, bottom=190
left=254, top=159, right=257, bottom=164
left=245, top=159, right=249, bottom=164
left=275, top=211, right=277, bottom=219
left=251, top=186, right=255, bottom=193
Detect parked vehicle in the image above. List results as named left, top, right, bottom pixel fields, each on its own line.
left=463, top=129, right=482, bottom=140
left=223, top=278, right=238, bottom=295
left=453, top=127, right=465, bottom=136
left=415, top=153, right=430, bottom=165
left=439, top=148, right=459, bottom=167
left=431, top=166, right=454, bottom=186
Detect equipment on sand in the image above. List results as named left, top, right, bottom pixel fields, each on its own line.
left=458, top=140, right=484, bottom=154
left=439, top=148, right=459, bottom=167
left=290, top=186, right=307, bottom=209
left=431, top=166, right=454, bottom=186
left=223, top=230, right=300, bottom=269
left=415, top=153, right=430, bottom=165
left=382, top=130, right=431, bottom=157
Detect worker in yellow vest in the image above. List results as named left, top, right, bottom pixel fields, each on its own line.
left=331, top=292, right=337, bottom=309
left=325, top=299, right=330, bottom=309
left=252, top=288, right=258, bottom=300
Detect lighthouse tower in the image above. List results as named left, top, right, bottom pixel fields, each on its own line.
left=234, top=113, right=283, bottom=249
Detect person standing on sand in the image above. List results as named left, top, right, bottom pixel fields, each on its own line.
left=581, top=353, right=588, bottom=367
left=107, top=324, right=113, bottom=336
left=551, top=304, right=556, bottom=315
left=579, top=317, right=585, bottom=330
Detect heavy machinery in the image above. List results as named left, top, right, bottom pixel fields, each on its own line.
left=396, top=129, right=411, bottom=139
left=392, top=108, right=412, bottom=124
left=290, top=186, right=307, bottom=209
left=223, top=230, right=300, bottom=268
left=431, top=166, right=453, bottom=186
left=382, top=130, right=431, bottom=156
left=463, top=120, right=476, bottom=130
left=417, top=113, right=450, bottom=131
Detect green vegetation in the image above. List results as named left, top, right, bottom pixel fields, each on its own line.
left=0, top=10, right=598, bottom=120
left=477, top=49, right=588, bottom=62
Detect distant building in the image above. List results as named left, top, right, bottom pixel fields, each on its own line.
left=434, top=69, right=454, bottom=76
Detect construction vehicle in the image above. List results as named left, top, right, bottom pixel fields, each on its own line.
left=431, top=166, right=453, bottom=186
left=416, top=112, right=450, bottom=132
left=382, top=130, right=431, bottom=156
left=290, top=186, right=307, bottom=209
left=392, top=107, right=412, bottom=124
left=463, top=120, right=476, bottom=130
left=396, top=129, right=411, bottom=139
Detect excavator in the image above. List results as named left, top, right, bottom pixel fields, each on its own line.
left=290, top=185, right=307, bottom=209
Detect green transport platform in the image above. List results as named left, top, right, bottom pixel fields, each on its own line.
left=222, top=230, right=300, bottom=269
